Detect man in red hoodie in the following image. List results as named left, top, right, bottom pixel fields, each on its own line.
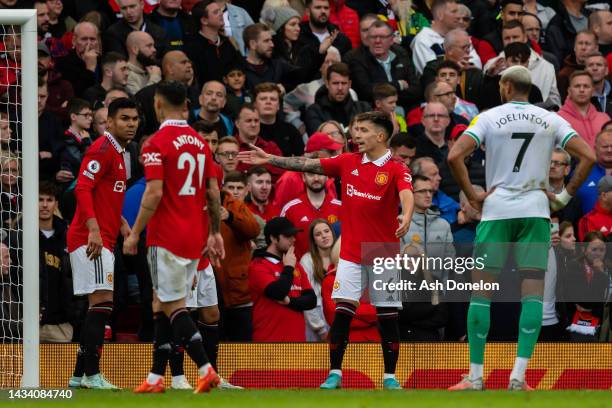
left=559, top=71, right=611, bottom=149
left=579, top=175, right=612, bottom=240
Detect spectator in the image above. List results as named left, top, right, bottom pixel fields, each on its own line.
left=390, top=132, right=416, bottom=168
left=576, top=129, right=612, bottom=214
left=83, top=52, right=129, bottom=108
left=454, top=184, right=483, bottom=244
left=217, top=171, right=260, bottom=341
left=103, top=0, right=167, bottom=58
left=433, top=60, right=479, bottom=121
left=304, top=62, right=370, bottom=134
left=300, top=219, right=336, bottom=341
left=192, top=81, right=233, bottom=137
left=103, top=88, right=130, bottom=108
left=558, top=31, right=598, bottom=102
left=297, top=0, right=352, bottom=57
left=125, top=31, right=161, bottom=95
left=260, top=6, right=302, bottom=63
left=280, top=171, right=341, bottom=259
left=585, top=52, right=612, bottom=116
left=348, top=19, right=420, bottom=110
left=35, top=0, right=52, bottom=40
left=46, top=0, right=77, bottom=41
left=38, top=78, right=63, bottom=181
left=57, top=98, right=93, bottom=187
left=410, top=157, right=460, bottom=225
left=39, top=181, right=74, bottom=343
left=373, top=83, right=407, bottom=134
left=341, top=13, right=378, bottom=67
left=545, top=0, right=590, bottom=65
left=135, top=50, right=198, bottom=135
left=550, top=147, right=583, bottom=229
left=579, top=175, right=612, bottom=240
left=54, top=22, right=99, bottom=97
left=216, top=0, right=254, bottom=57
left=0, top=155, right=20, bottom=229
left=246, top=166, right=280, bottom=222
left=522, top=12, right=543, bottom=45
left=243, top=22, right=326, bottom=92
left=254, top=82, right=304, bottom=157
left=400, top=174, right=455, bottom=281
left=412, top=101, right=452, bottom=165
left=412, top=0, right=481, bottom=74
left=302, top=0, right=360, bottom=49
left=0, top=242, right=19, bottom=342
left=589, top=10, right=612, bottom=57
left=216, top=136, right=240, bottom=178
left=184, top=0, right=243, bottom=87
left=149, top=0, right=198, bottom=51
left=523, top=0, right=556, bottom=31
left=249, top=217, right=317, bottom=342
left=558, top=71, right=610, bottom=149
left=421, top=28, right=483, bottom=105
left=0, top=111, right=12, bottom=153
left=460, top=0, right=497, bottom=40
left=92, top=106, right=107, bottom=137
left=38, top=42, right=74, bottom=122
left=479, top=0, right=524, bottom=62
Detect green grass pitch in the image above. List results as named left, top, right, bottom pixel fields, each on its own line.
left=3, top=389, right=612, bottom=408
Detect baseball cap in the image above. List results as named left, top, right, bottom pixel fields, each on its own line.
left=305, top=132, right=344, bottom=153
left=264, top=217, right=302, bottom=239
left=37, top=42, right=50, bottom=56
left=597, top=175, right=612, bottom=193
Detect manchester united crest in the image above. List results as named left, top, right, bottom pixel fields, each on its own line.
left=375, top=172, right=389, bottom=186
left=107, top=273, right=113, bottom=283
left=333, top=281, right=340, bottom=291
left=328, top=214, right=338, bottom=224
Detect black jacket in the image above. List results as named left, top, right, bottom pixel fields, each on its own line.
left=409, top=113, right=470, bottom=163
left=244, top=53, right=324, bottom=93
left=479, top=74, right=543, bottom=111
left=38, top=111, right=64, bottom=181
left=544, top=5, right=589, bottom=67
left=421, top=57, right=483, bottom=105
left=260, top=120, right=304, bottom=157
left=55, top=50, right=98, bottom=97
left=297, top=21, right=352, bottom=57
left=39, top=216, right=75, bottom=325
left=463, top=0, right=497, bottom=40
left=103, top=16, right=168, bottom=58
left=346, top=44, right=421, bottom=110
left=58, top=130, right=92, bottom=182
left=591, top=85, right=612, bottom=118
left=148, top=7, right=197, bottom=51
left=184, top=33, right=243, bottom=88
left=304, top=85, right=371, bottom=135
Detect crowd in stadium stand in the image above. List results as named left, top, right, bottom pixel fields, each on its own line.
left=0, top=0, right=610, bottom=344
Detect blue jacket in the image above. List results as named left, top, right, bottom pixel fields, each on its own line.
left=191, top=109, right=234, bottom=136
left=432, top=190, right=460, bottom=225
left=576, top=163, right=605, bottom=215
left=122, top=177, right=146, bottom=228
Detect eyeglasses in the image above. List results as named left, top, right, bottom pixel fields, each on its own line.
left=217, top=151, right=238, bottom=159
left=550, top=160, right=568, bottom=167
left=423, top=113, right=449, bottom=120
left=414, top=189, right=434, bottom=195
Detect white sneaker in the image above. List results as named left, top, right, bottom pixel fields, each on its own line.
left=218, top=377, right=243, bottom=390
left=171, top=376, right=193, bottom=390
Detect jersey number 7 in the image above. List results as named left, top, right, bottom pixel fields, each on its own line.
left=178, top=152, right=206, bottom=196
left=511, top=132, right=534, bottom=172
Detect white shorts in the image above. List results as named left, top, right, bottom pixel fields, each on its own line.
left=185, top=264, right=218, bottom=308
left=332, top=258, right=402, bottom=308
left=148, top=246, right=198, bottom=303
left=70, top=246, right=115, bottom=295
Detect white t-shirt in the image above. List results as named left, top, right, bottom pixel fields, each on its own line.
left=313, top=31, right=330, bottom=43
left=464, top=102, right=576, bottom=221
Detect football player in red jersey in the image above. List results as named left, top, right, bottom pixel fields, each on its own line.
left=67, top=98, right=139, bottom=389
left=124, top=81, right=224, bottom=394
left=239, top=111, right=414, bottom=390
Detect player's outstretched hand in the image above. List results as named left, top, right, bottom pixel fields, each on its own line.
left=206, top=233, right=225, bottom=268
left=123, top=233, right=139, bottom=256
left=236, top=144, right=271, bottom=166
left=283, top=245, right=296, bottom=268
left=86, top=230, right=103, bottom=260
left=395, top=212, right=411, bottom=238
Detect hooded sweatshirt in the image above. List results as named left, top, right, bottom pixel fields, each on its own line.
left=578, top=201, right=612, bottom=241
left=558, top=98, right=611, bottom=149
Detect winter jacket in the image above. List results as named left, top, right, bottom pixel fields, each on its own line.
left=184, top=33, right=243, bottom=88
left=222, top=3, right=254, bottom=56
left=297, top=21, right=352, bottom=57
left=401, top=209, right=455, bottom=268
left=544, top=5, right=589, bottom=67
left=558, top=98, right=611, bottom=149
left=59, top=130, right=92, bottom=181
left=126, top=62, right=162, bottom=96
left=304, top=85, right=371, bottom=135
left=216, top=192, right=261, bottom=308
left=411, top=27, right=482, bottom=75
left=578, top=201, right=612, bottom=241
left=103, top=16, right=168, bottom=58
left=421, top=57, right=483, bottom=105
left=244, top=53, right=324, bottom=93
left=300, top=253, right=329, bottom=341
left=149, top=7, right=198, bottom=51
left=55, top=50, right=98, bottom=97
left=347, top=45, right=421, bottom=110
left=302, top=0, right=360, bottom=49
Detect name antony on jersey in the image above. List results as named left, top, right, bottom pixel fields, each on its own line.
left=494, top=112, right=550, bottom=129
left=172, top=134, right=206, bottom=151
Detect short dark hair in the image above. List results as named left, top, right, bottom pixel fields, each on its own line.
left=372, top=83, right=398, bottom=101
left=326, top=62, right=350, bottom=81
left=237, top=103, right=258, bottom=120
left=107, top=97, right=138, bottom=118
left=389, top=132, right=416, bottom=149
left=412, top=174, right=431, bottom=184
left=155, top=80, right=187, bottom=107
left=253, top=82, right=281, bottom=100
left=243, top=23, right=271, bottom=50
left=224, top=171, right=247, bottom=185
left=504, top=42, right=531, bottom=62
left=39, top=180, right=58, bottom=199
left=101, top=51, right=127, bottom=68
left=192, top=0, right=216, bottom=25
left=306, top=0, right=329, bottom=7
left=353, top=111, right=394, bottom=140
left=432, top=0, right=457, bottom=18
left=246, top=165, right=270, bottom=178
left=502, top=19, right=525, bottom=32
left=68, top=98, right=91, bottom=116
left=501, top=0, right=523, bottom=9
left=192, top=120, right=218, bottom=134
left=436, top=60, right=461, bottom=75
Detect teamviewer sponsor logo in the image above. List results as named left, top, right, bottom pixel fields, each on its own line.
left=143, top=152, right=162, bottom=165
left=346, top=184, right=382, bottom=200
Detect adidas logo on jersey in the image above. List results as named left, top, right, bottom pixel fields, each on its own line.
left=351, top=169, right=359, bottom=176
left=588, top=181, right=596, bottom=187
left=119, top=163, right=123, bottom=169
left=300, top=216, right=309, bottom=222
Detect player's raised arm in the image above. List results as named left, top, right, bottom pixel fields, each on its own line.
left=560, top=133, right=597, bottom=200
left=237, top=144, right=326, bottom=174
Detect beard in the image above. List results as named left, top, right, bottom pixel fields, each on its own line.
left=136, top=51, right=159, bottom=67
left=310, top=15, right=328, bottom=29
left=307, top=184, right=325, bottom=193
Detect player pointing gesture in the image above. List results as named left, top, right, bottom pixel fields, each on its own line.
left=447, top=66, right=595, bottom=391
left=240, top=111, right=414, bottom=390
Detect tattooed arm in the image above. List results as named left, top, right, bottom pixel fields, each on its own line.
left=237, top=144, right=326, bottom=175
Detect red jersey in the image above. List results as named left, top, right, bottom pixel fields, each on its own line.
left=280, top=192, right=342, bottom=259
left=142, top=120, right=215, bottom=259
left=273, top=170, right=337, bottom=208
left=67, top=132, right=127, bottom=251
left=249, top=252, right=313, bottom=341
left=320, top=151, right=412, bottom=263
left=246, top=201, right=280, bottom=222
